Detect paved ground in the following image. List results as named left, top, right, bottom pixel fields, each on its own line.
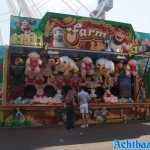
left=0, top=122, right=150, bottom=150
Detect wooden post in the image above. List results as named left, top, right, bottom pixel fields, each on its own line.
left=0, top=110, right=3, bottom=123
left=146, top=106, right=150, bottom=117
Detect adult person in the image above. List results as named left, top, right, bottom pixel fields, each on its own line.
left=78, top=86, right=91, bottom=128
left=63, top=86, right=76, bottom=130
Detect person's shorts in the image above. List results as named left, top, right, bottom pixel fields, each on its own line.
left=80, top=104, right=88, bottom=114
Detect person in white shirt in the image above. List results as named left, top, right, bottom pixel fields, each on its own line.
left=78, top=86, right=91, bottom=128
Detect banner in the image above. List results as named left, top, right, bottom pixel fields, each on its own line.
left=136, top=32, right=150, bottom=51
left=10, top=16, right=43, bottom=47
left=9, top=13, right=137, bottom=54
left=40, top=12, right=136, bottom=54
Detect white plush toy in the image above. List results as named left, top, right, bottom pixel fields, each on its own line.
left=54, top=89, right=63, bottom=101
left=96, top=58, right=115, bottom=73
left=59, top=56, right=79, bottom=75
left=90, top=89, right=97, bottom=98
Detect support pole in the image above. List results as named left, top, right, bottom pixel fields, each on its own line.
left=136, top=57, right=150, bottom=101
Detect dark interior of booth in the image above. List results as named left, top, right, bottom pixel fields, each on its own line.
left=7, top=45, right=136, bottom=104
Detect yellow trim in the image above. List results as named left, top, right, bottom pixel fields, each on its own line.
left=0, top=111, right=3, bottom=122
left=2, top=47, right=9, bottom=104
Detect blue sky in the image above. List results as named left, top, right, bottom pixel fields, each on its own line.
left=0, top=0, right=150, bottom=44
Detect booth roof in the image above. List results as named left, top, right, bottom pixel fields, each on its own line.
left=136, top=32, right=150, bottom=40
left=9, top=45, right=129, bottom=61
left=0, top=46, right=5, bottom=59
left=38, top=12, right=136, bottom=39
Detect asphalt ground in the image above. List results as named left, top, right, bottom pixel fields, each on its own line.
left=0, top=122, right=150, bottom=150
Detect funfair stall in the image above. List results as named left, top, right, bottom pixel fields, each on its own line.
left=0, top=12, right=150, bottom=127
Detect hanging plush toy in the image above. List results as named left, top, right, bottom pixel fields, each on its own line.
left=15, top=57, right=24, bottom=65
left=128, top=59, right=137, bottom=76
left=25, top=71, right=35, bottom=85
left=25, top=52, right=42, bottom=75
left=59, top=56, right=79, bottom=76
left=34, top=74, right=45, bottom=88
left=53, top=58, right=64, bottom=74
left=90, top=88, right=97, bottom=101
left=81, top=57, right=94, bottom=78
left=115, top=61, right=124, bottom=73
left=46, top=58, right=59, bottom=75
left=96, top=58, right=114, bottom=77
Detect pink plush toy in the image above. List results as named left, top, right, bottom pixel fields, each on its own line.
left=25, top=72, right=35, bottom=85
left=103, top=90, right=118, bottom=103
left=25, top=52, right=42, bottom=75
left=33, top=88, right=49, bottom=104
left=129, top=59, right=137, bottom=75
left=81, top=57, right=94, bottom=78
left=34, top=74, right=45, bottom=88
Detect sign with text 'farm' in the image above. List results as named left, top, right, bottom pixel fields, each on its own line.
left=41, top=12, right=136, bottom=53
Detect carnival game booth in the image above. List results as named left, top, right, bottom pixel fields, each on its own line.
left=0, top=12, right=150, bottom=127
